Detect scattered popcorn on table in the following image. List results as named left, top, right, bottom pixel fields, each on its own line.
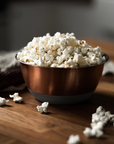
left=67, top=135, right=80, bottom=144
left=83, top=106, right=114, bottom=138
left=36, top=102, right=49, bottom=113
left=0, top=97, right=9, bottom=106
left=9, top=93, right=23, bottom=103
left=17, top=32, right=106, bottom=68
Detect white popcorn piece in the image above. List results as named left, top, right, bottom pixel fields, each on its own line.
left=66, top=37, right=72, bottom=45
left=36, top=102, right=49, bottom=113
left=81, top=48, right=87, bottom=55
left=83, top=127, right=93, bottom=137
left=83, top=127, right=103, bottom=138
left=90, top=122, right=96, bottom=128
left=39, top=40, right=46, bottom=47
left=96, top=57, right=101, bottom=65
left=0, top=97, right=9, bottom=106
left=51, top=63, right=58, bottom=67
left=73, top=53, right=89, bottom=67
left=102, top=56, right=106, bottom=61
left=99, top=115, right=108, bottom=124
left=99, top=111, right=105, bottom=117
left=67, top=135, right=80, bottom=144
left=96, top=106, right=105, bottom=114
left=74, top=47, right=80, bottom=54
left=17, top=32, right=106, bottom=68
left=93, top=129, right=104, bottom=138
left=105, top=111, right=111, bottom=118
left=38, top=56, right=44, bottom=66
left=91, top=121, right=104, bottom=130
left=105, top=111, right=114, bottom=123
left=78, top=40, right=87, bottom=47
left=92, top=113, right=100, bottom=122
left=9, top=93, right=23, bottom=103
left=109, top=114, right=114, bottom=123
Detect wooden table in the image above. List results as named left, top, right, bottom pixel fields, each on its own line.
left=0, top=39, right=114, bottom=144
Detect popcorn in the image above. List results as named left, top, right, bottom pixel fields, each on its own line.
left=0, top=97, right=9, bottom=106
left=78, top=40, right=87, bottom=48
left=96, top=106, right=105, bottom=114
left=99, top=116, right=108, bottom=124
left=67, top=135, right=80, bottom=144
left=92, top=113, right=100, bottom=123
left=9, top=93, right=23, bottom=103
left=73, top=53, right=89, bottom=67
left=81, top=48, right=87, bottom=55
left=84, top=106, right=114, bottom=139
left=91, top=121, right=104, bottom=130
left=83, top=127, right=103, bottom=138
left=36, top=102, right=49, bottom=113
left=104, top=111, right=114, bottom=123
left=105, top=111, right=111, bottom=117
left=109, top=114, right=114, bottom=123
left=93, top=129, right=104, bottom=138
left=83, top=127, right=93, bottom=137
left=51, top=63, right=58, bottom=67
left=17, top=32, right=106, bottom=68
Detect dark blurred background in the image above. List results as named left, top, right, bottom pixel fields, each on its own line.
left=0, top=0, right=114, bottom=51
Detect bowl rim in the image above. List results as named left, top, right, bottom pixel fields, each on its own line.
left=15, top=52, right=109, bottom=69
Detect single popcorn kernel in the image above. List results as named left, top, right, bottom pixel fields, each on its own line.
left=17, top=32, right=106, bottom=68
left=67, top=135, right=80, bottom=144
left=0, top=97, right=9, bottom=106
left=79, top=40, right=87, bottom=47
left=36, top=102, right=49, bottom=113
left=9, top=93, right=23, bottom=103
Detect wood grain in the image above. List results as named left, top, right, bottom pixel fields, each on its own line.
left=0, top=39, right=114, bottom=144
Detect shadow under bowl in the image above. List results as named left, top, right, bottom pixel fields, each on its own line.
left=16, top=53, right=109, bottom=104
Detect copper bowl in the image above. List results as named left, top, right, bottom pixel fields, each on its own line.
left=16, top=53, right=109, bottom=104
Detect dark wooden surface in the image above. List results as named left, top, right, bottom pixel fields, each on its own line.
left=0, top=39, right=114, bottom=144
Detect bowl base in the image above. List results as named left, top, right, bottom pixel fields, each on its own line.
left=29, top=89, right=93, bottom=105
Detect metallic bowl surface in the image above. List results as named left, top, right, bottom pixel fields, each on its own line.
left=16, top=53, right=109, bottom=96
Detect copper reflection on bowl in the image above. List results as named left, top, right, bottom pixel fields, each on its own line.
left=16, top=53, right=109, bottom=96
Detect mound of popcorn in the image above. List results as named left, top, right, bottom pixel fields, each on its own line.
left=17, top=32, right=106, bottom=68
